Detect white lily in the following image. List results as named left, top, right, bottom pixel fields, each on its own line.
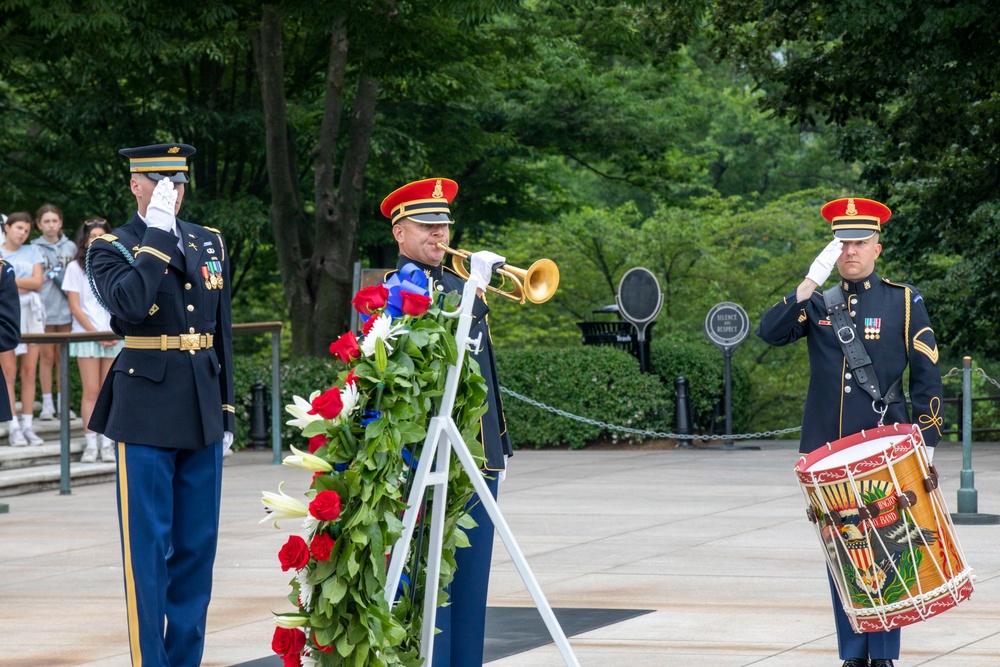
left=283, top=445, right=334, bottom=473
left=285, top=391, right=323, bottom=430
left=360, top=314, right=404, bottom=357
left=272, top=611, right=310, bottom=629
left=260, top=481, right=309, bottom=528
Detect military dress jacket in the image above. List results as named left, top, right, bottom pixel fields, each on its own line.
left=389, top=255, right=513, bottom=471
left=756, top=271, right=943, bottom=454
left=88, top=213, right=235, bottom=449
left=0, top=260, right=21, bottom=422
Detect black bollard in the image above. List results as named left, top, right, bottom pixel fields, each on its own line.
left=675, top=376, right=693, bottom=448
left=249, top=382, right=269, bottom=450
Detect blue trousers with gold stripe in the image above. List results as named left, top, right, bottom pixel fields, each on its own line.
left=433, top=474, right=499, bottom=667
left=114, top=441, right=223, bottom=667
left=828, top=572, right=900, bottom=660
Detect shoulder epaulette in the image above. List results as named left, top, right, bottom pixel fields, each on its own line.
left=882, top=278, right=913, bottom=290
left=96, top=233, right=119, bottom=242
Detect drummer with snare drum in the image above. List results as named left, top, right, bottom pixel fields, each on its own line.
left=756, top=197, right=943, bottom=667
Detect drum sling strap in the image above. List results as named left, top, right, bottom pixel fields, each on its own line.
left=823, top=285, right=903, bottom=420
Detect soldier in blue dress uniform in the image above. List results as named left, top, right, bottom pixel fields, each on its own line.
left=0, top=259, right=22, bottom=419
left=757, top=197, right=943, bottom=667
left=88, top=143, right=235, bottom=667
left=381, top=178, right=512, bottom=667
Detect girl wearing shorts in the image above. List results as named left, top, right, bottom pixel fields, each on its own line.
left=62, top=218, right=123, bottom=463
left=0, top=212, right=45, bottom=446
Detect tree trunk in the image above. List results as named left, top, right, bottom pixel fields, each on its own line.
left=253, top=5, right=380, bottom=357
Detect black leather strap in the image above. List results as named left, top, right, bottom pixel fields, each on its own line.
left=822, top=286, right=903, bottom=408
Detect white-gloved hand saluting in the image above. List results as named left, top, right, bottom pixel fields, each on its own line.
left=805, top=238, right=843, bottom=286
left=469, top=250, right=506, bottom=290
left=145, top=177, right=178, bottom=233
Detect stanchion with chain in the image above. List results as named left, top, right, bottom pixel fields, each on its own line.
left=951, top=356, right=999, bottom=525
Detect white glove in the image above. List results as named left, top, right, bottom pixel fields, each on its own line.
left=469, top=251, right=506, bottom=290
left=146, top=177, right=178, bottom=232
left=223, top=431, right=234, bottom=454
left=805, top=238, right=843, bottom=286
left=498, top=454, right=508, bottom=484
left=926, top=446, right=935, bottom=463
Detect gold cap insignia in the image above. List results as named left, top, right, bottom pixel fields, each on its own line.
left=167, top=146, right=180, bottom=154
left=845, top=198, right=858, bottom=216
left=431, top=179, right=444, bottom=199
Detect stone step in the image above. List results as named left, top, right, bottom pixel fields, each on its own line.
left=0, top=460, right=117, bottom=497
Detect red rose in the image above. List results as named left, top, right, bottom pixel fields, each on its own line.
left=272, top=627, right=306, bottom=658
left=310, top=490, right=343, bottom=522
left=312, top=631, right=336, bottom=653
left=345, top=369, right=357, bottom=386
left=308, top=434, right=327, bottom=454
left=278, top=535, right=310, bottom=572
left=310, top=533, right=336, bottom=561
left=282, top=654, right=302, bottom=667
left=401, top=291, right=432, bottom=316
left=362, top=315, right=377, bottom=336
left=308, top=387, right=343, bottom=420
left=328, top=331, right=360, bottom=363
left=352, top=284, right=388, bottom=315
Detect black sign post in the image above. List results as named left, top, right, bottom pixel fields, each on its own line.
left=616, top=268, right=663, bottom=373
left=704, top=302, right=751, bottom=448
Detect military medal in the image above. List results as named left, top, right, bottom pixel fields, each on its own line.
left=201, top=265, right=213, bottom=289
left=864, top=317, right=881, bottom=340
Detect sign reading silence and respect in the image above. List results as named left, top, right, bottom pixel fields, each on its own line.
left=704, top=301, right=750, bottom=352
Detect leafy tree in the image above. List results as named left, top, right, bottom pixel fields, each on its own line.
left=710, top=0, right=1000, bottom=359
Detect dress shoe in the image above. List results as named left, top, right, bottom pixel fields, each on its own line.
left=870, top=661, right=894, bottom=667
left=842, top=660, right=869, bottom=667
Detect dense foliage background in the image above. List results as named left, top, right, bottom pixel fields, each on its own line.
left=3, top=0, right=998, bottom=445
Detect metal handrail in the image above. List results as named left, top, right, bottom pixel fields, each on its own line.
left=19, top=321, right=284, bottom=495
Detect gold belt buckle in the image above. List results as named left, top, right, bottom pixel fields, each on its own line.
left=179, top=333, right=201, bottom=351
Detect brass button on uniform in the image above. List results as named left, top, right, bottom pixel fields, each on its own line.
left=185, top=283, right=192, bottom=290
left=845, top=385, right=852, bottom=394
left=187, top=304, right=195, bottom=312
left=845, top=372, right=852, bottom=380
left=189, top=327, right=196, bottom=334
left=189, top=350, right=196, bottom=356
left=129, top=368, right=135, bottom=375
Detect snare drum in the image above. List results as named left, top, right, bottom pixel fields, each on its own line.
left=795, top=423, right=974, bottom=632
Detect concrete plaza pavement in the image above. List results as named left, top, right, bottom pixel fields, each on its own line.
left=1, top=439, right=998, bottom=666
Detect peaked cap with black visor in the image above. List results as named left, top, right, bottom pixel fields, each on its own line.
left=380, top=178, right=458, bottom=225
left=119, top=143, right=196, bottom=183
left=821, top=197, right=892, bottom=240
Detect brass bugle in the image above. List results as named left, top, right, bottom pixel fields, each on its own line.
left=435, top=243, right=559, bottom=304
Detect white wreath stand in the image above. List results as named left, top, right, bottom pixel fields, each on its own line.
left=385, top=277, right=581, bottom=666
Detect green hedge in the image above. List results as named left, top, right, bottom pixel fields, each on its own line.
left=648, top=338, right=751, bottom=434
left=497, top=345, right=671, bottom=448
left=232, top=353, right=344, bottom=451
left=231, top=340, right=752, bottom=452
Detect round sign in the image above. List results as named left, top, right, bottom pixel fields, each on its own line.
left=704, top=302, right=750, bottom=350
left=616, top=267, right=662, bottom=327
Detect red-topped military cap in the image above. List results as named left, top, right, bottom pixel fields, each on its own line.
left=820, top=197, right=892, bottom=240
left=380, top=178, right=458, bottom=225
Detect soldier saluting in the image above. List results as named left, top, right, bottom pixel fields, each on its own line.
left=756, top=197, right=943, bottom=667
left=87, top=143, right=235, bottom=667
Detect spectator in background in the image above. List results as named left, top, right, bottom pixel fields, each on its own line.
left=0, top=212, right=45, bottom=446
left=33, top=203, right=77, bottom=420
left=62, top=218, right=122, bottom=463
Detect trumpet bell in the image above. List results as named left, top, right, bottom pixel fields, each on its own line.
left=503, top=259, right=559, bottom=304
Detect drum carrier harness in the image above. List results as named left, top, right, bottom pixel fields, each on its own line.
left=823, top=284, right=904, bottom=425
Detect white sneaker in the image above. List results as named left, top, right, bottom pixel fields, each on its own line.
left=8, top=427, right=27, bottom=447
left=22, top=428, right=44, bottom=446
left=39, top=408, right=56, bottom=421
left=81, top=443, right=98, bottom=463
left=100, top=438, right=116, bottom=462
